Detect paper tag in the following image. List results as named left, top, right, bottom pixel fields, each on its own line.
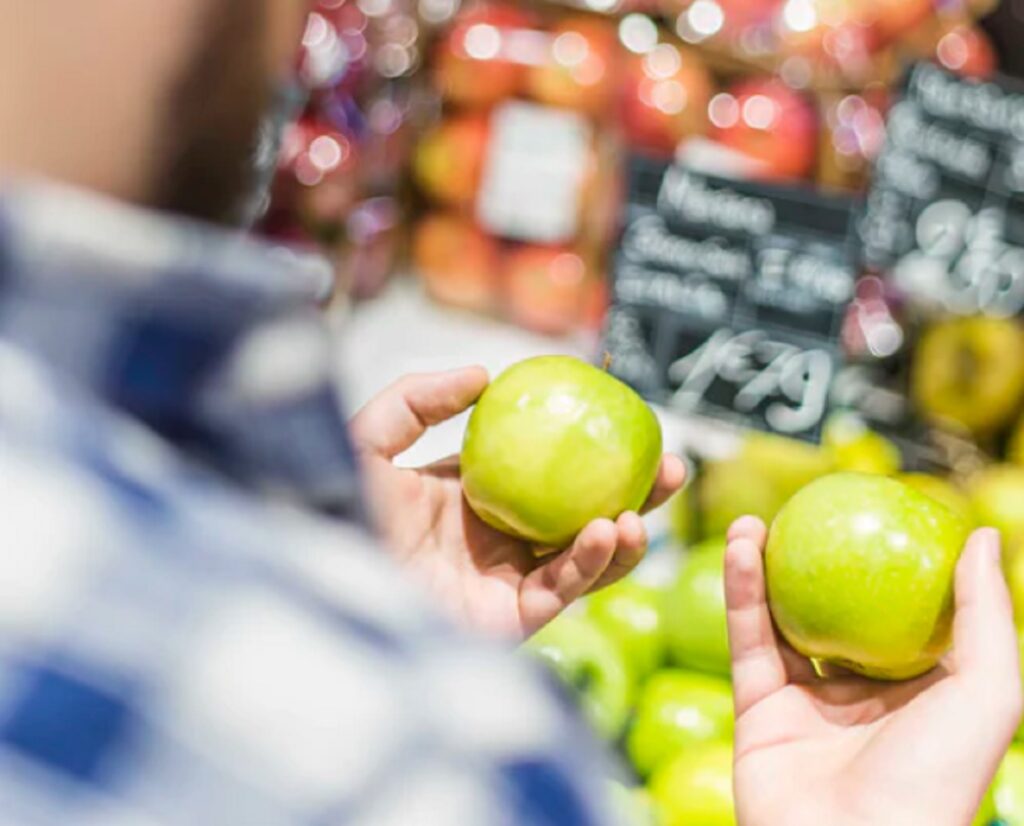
left=476, top=102, right=591, bottom=244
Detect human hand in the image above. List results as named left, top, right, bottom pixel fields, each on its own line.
left=725, top=517, right=1022, bottom=826
left=349, top=367, right=685, bottom=639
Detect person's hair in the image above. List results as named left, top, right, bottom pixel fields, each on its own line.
left=152, top=0, right=272, bottom=225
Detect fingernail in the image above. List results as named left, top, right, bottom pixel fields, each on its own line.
left=977, top=528, right=1002, bottom=564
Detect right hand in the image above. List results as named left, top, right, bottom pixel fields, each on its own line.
left=725, top=518, right=1022, bottom=826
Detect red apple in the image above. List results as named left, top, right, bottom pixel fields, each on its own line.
left=503, top=245, right=588, bottom=335
left=412, top=114, right=491, bottom=209
left=412, top=213, right=500, bottom=312
left=709, top=77, right=819, bottom=180
left=434, top=4, right=535, bottom=108
left=935, top=25, right=997, bottom=79
left=526, top=17, right=620, bottom=116
left=620, top=42, right=713, bottom=156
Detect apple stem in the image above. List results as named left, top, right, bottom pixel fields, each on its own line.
left=602, top=351, right=612, bottom=371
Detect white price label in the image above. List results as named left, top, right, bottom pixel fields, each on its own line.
left=476, top=102, right=591, bottom=244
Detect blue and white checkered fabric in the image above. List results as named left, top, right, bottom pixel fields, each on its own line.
left=0, top=185, right=616, bottom=825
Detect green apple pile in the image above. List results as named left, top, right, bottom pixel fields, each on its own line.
left=525, top=568, right=737, bottom=825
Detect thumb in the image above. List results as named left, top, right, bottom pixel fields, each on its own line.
left=953, top=529, right=1021, bottom=703
left=349, top=367, right=489, bottom=459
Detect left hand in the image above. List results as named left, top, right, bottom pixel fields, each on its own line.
left=349, top=366, right=685, bottom=640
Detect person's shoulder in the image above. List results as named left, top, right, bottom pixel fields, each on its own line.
left=0, top=349, right=615, bottom=825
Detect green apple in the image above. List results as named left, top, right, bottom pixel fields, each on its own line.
left=1011, top=416, right=1024, bottom=466
left=976, top=783, right=998, bottom=826
left=626, top=669, right=733, bottom=778
left=1003, top=541, right=1024, bottom=630
left=698, top=459, right=786, bottom=540
left=739, top=432, right=834, bottom=500
left=665, top=537, right=731, bottom=676
left=766, top=473, right=970, bottom=680
left=670, top=482, right=697, bottom=546
left=995, top=745, right=1024, bottom=825
left=823, top=414, right=901, bottom=476
left=586, top=579, right=666, bottom=681
left=462, top=356, right=662, bottom=548
left=608, top=782, right=658, bottom=826
left=968, top=465, right=1024, bottom=549
left=524, top=614, right=633, bottom=740
left=649, top=741, right=735, bottom=826
left=912, top=316, right=1024, bottom=436
left=1017, top=636, right=1024, bottom=742
left=897, top=473, right=975, bottom=526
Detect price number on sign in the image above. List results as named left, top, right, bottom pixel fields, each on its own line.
left=667, top=328, right=833, bottom=436
left=897, top=201, right=1024, bottom=317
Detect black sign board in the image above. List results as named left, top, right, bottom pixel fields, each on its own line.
left=604, top=157, right=859, bottom=442
left=860, top=63, right=1024, bottom=317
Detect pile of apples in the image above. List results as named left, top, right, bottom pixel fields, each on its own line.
left=526, top=421, right=1024, bottom=825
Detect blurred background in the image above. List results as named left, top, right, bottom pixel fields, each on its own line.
left=248, top=2, right=1024, bottom=820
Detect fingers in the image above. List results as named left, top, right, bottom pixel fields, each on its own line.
left=349, top=367, right=489, bottom=459
left=586, top=511, right=649, bottom=593
left=640, top=454, right=687, bottom=514
left=519, top=519, right=618, bottom=636
left=725, top=517, right=793, bottom=717
left=952, top=530, right=1022, bottom=713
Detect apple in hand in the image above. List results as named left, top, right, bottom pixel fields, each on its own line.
left=626, top=669, right=733, bottom=778
left=767, top=473, right=970, bottom=680
left=709, top=78, right=819, bottom=181
left=649, top=741, right=736, bottom=826
left=897, top=473, right=975, bottom=527
left=664, top=537, right=730, bottom=676
left=462, top=356, right=662, bottom=548
left=524, top=614, right=632, bottom=740
left=586, top=579, right=667, bottom=681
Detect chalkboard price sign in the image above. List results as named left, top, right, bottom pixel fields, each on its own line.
left=604, top=157, right=858, bottom=442
left=861, top=63, right=1024, bottom=317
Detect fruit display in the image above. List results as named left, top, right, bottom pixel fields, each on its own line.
left=462, top=355, right=662, bottom=546
left=404, top=0, right=1001, bottom=336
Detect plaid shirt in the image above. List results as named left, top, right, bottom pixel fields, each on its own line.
left=0, top=185, right=615, bottom=825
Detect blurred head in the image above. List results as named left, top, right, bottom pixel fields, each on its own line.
left=0, top=0, right=312, bottom=224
